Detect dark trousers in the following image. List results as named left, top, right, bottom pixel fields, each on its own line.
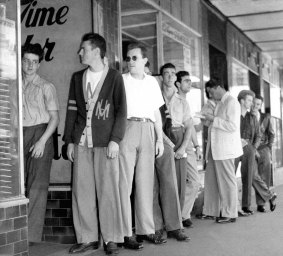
left=153, top=141, right=182, bottom=231
left=235, top=144, right=273, bottom=208
left=24, top=124, right=53, bottom=242
left=256, top=146, right=272, bottom=206
left=235, top=144, right=256, bottom=208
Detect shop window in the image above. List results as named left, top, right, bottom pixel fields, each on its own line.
left=0, top=0, right=23, bottom=200
left=230, top=60, right=249, bottom=98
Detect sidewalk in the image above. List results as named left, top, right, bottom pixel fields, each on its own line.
left=30, top=185, right=283, bottom=256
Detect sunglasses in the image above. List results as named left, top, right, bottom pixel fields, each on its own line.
left=125, top=56, right=138, bottom=62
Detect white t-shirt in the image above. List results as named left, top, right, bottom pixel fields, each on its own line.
left=122, top=73, right=164, bottom=122
left=86, top=68, right=103, bottom=98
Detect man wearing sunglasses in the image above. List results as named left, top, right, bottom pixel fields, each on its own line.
left=119, top=42, right=165, bottom=249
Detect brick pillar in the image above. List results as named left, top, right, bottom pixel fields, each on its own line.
left=0, top=199, right=29, bottom=256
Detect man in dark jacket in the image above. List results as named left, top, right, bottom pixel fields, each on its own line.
left=251, top=95, right=275, bottom=212
left=63, top=33, right=127, bottom=254
left=235, top=90, right=276, bottom=215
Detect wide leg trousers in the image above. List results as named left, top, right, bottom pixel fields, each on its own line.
left=203, top=149, right=238, bottom=218
left=24, top=124, right=53, bottom=242
left=256, top=146, right=272, bottom=206
left=153, top=140, right=182, bottom=231
left=72, top=145, right=125, bottom=243
left=235, top=144, right=256, bottom=208
left=119, top=121, right=155, bottom=236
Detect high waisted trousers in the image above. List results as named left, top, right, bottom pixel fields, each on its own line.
left=72, top=145, right=125, bottom=243
left=153, top=140, right=183, bottom=231
left=203, top=149, right=238, bottom=218
left=119, top=121, right=155, bottom=236
left=24, top=124, right=53, bottom=242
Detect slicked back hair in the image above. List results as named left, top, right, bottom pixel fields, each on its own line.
left=255, top=94, right=264, bottom=102
left=82, top=32, right=106, bottom=59
left=160, top=63, right=176, bottom=76
left=127, top=42, right=147, bottom=58
left=176, top=71, right=190, bottom=84
left=205, top=77, right=224, bottom=90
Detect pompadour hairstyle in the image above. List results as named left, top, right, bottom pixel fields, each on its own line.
left=22, top=43, right=44, bottom=63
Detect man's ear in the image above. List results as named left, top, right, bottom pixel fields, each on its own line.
left=175, top=81, right=180, bottom=88
left=143, top=57, right=148, bottom=65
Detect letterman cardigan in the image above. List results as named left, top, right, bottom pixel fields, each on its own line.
left=63, top=68, right=127, bottom=147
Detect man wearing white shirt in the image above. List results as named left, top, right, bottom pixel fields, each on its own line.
left=119, top=42, right=165, bottom=249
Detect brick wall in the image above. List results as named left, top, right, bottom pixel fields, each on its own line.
left=0, top=201, right=29, bottom=256
left=42, top=189, right=76, bottom=244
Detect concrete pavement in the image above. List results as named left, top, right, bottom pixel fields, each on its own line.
left=30, top=184, right=283, bottom=256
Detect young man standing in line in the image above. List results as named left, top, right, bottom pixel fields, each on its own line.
left=64, top=33, right=127, bottom=254
left=119, top=42, right=165, bottom=249
left=235, top=90, right=276, bottom=215
left=153, top=67, right=191, bottom=242
left=202, top=78, right=242, bottom=224
left=175, top=71, right=201, bottom=228
left=251, top=95, right=275, bottom=212
left=22, top=44, right=59, bottom=244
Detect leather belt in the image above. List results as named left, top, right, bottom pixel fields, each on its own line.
left=128, top=117, right=152, bottom=122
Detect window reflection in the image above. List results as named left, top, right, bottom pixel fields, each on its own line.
left=0, top=0, right=20, bottom=200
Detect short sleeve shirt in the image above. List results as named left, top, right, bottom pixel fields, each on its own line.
left=122, top=73, right=164, bottom=122
left=23, top=74, right=59, bottom=127
left=164, top=91, right=191, bottom=127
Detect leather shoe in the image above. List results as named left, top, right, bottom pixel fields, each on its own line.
left=269, top=193, right=277, bottom=212
left=167, top=229, right=190, bottom=242
left=238, top=210, right=250, bottom=217
left=196, top=213, right=215, bottom=220
left=216, top=217, right=236, bottom=224
left=69, top=241, right=99, bottom=254
left=182, top=218, right=193, bottom=228
left=242, top=207, right=254, bottom=215
left=136, top=233, right=167, bottom=244
left=103, top=242, right=118, bottom=255
left=123, top=236, right=143, bottom=250
left=257, top=205, right=266, bottom=213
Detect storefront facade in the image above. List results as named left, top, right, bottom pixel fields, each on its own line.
left=1, top=0, right=283, bottom=252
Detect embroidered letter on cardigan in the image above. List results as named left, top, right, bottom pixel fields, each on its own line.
left=95, top=99, right=110, bottom=120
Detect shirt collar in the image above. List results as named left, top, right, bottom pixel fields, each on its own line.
left=32, top=74, right=41, bottom=85
left=23, top=74, right=41, bottom=89
left=127, top=72, right=146, bottom=81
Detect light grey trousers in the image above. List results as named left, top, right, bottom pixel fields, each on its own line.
left=119, top=121, right=155, bottom=236
left=182, top=148, right=200, bottom=220
left=203, top=149, right=238, bottom=218
left=72, top=145, right=125, bottom=243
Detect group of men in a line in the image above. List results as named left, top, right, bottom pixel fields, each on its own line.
left=22, top=31, right=276, bottom=255
left=202, top=80, right=276, bottom=224
left=22, top=33, right=201, bottom=255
